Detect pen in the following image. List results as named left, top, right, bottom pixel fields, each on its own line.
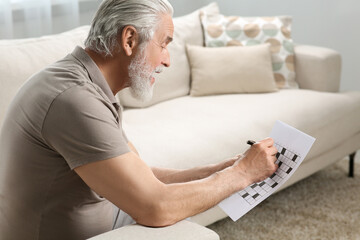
left=247, top=140, right=256, bottom=146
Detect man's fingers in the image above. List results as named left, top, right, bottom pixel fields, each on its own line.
left=272, top=155, right=278, bottom=164
left=273, top=162, right=279, bottom=171
left=259, top=137, right=274, bottom=147
left=269, top=146, right=278, bottom=156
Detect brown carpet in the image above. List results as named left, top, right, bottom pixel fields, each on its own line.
left=208, top=159, right=360, bottom=240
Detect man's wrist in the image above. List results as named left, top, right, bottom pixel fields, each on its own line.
left=212, top=162, right=251, bottom=196
left=229, top=161, right=252, bottom=191
left=213, top=157, right=238, bottom=173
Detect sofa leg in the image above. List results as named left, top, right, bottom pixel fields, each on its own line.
left=349, top=152, right=356, bottom=177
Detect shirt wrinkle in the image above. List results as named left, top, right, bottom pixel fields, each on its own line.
left=71, top=46, right=119, bottom=106
left=40, top=82, right=89, bottom=145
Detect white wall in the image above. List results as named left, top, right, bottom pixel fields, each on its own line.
left=8, top=0, right=102, bottom=39
left=169, top=0, right=360, bottom=91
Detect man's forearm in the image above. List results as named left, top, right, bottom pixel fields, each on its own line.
left=148, top=162, right=250, bottom=227
left=128, top=141, right=238, bottom=184
left=151, top=157, right=238, bottom=184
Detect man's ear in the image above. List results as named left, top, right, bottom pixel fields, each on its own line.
left=121, top=26, right=138, bottom=56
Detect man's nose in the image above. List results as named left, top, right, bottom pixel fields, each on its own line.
left=161, top=50, right=170, bottom=68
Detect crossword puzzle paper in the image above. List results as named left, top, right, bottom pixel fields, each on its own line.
left=219, top=120, right=316, bottom=221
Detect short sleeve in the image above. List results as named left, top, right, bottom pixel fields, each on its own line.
left=122, top=129, right=129, bottom=143
left=42, top=84, right=130, bottom=169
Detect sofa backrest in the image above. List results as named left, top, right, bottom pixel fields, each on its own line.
left=0, top=26, right=89, bottom=127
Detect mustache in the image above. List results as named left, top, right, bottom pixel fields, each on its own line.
left=154, top=65, right=164, bottom=74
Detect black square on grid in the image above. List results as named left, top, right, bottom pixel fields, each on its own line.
left=278, top=162, right=283, bottom=167
left=281, top=148, right=286, bottom=155
left=253, top=193, right=259, bottom=199
left=292, top=154, right=298, bottom=161
left=276, top=152, right=280, bottom=159
left=259, top=182, right=266, bottom=187
left=242, top=192, right=249, bottom=198
left=271, top=182, right=278, bottom=188
left=251, top=183, right=258, bottom=189
left=286, top=168, right=293, bottom=174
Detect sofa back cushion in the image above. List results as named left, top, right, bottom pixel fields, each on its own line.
left=0, top=26, right=89, bottom=127
left=187, top=44, right=278, bottom=96
left=118, top=2, right=219, bottom=108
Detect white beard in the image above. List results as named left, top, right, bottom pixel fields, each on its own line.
left=128, top=49, right=163, bottom=102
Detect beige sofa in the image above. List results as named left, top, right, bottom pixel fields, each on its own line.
left=1, top=2, right=359, bottom=240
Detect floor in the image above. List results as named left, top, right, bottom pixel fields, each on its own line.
left=208, top=158, right=360, bottom=240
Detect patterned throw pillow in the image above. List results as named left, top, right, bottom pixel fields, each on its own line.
left=201, top=13, right=297, bottom=89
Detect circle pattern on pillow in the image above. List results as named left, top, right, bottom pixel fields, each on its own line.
left=272, top=54, right=284, bottom=71
left=244, top=23, right=260, bottom=38
left=207, top=24, right=224, bottom=38
left=285, top=55, right=295, bottom=72
left=201, top=14, right=297, bottom=89
left=281, top=26, right=291, bottom=39
left=208, top=40, right=225, bottom=47
left=265, top=38, right=281, bottom=53
left=226, top=24, right=242, bottom=39
left=246, top=39, right=261, bottom=46
left=227, top=40, right=243, bottom=46
left=274, top=73, right=286, bottom=88
left=263, top=24, right=278, bottom=37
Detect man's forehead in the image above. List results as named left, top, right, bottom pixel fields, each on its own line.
left=159, top=14, right=174, bottom=42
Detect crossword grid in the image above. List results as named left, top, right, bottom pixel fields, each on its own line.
left=238, top=143, right=301, bottom=205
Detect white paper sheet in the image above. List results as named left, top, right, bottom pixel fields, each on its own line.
left=219, top=120, right=316, bottom=221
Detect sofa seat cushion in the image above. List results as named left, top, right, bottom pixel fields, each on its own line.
left=122, top=89, right=360, bottom=169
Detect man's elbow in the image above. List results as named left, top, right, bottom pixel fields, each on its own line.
left=134, top=199, right=179, bottom=227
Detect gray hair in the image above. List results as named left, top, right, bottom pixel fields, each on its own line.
left=85, top=0, right=173, bottom=56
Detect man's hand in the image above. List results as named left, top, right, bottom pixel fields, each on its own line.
left=235, top=137, right=278, bottom=184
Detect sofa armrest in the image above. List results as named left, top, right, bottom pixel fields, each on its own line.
left=88, top=220, right=220, bottom=240
left=294, top=45, right=341, bottom=92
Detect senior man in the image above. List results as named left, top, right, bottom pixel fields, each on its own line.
left=0, top=0, right=278, bottom=239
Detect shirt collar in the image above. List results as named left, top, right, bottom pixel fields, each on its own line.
left=71, top=46, right=120, bottom=110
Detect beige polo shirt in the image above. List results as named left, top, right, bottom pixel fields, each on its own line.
left=0, top=46, right=130, bottom=240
